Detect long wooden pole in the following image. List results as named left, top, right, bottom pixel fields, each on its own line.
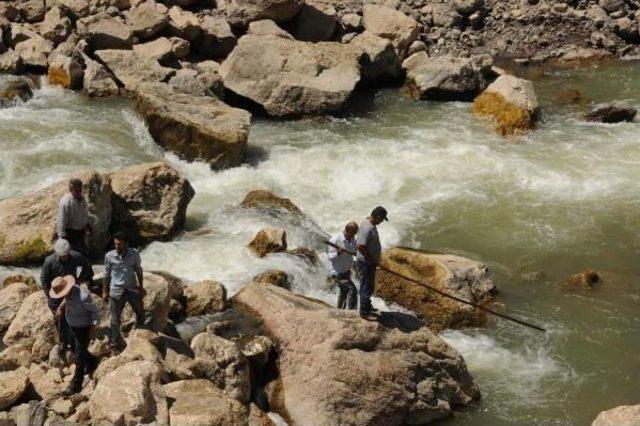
left=324, top=240, right=546, bottom=332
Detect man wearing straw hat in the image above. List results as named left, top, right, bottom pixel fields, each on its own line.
left=50, top=275, right=100, bottom=396
left=41, top=238, right=94, bottom=359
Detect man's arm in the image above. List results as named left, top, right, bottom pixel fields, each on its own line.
left=134, top=252, right=144, bottom=295
left=76, top=253, right=94, bottom=284
left=327, top=235, right=341, bottom=260
left=103, top=255, right=111, bottom=301
left=56, top=199, right=67, bottom=238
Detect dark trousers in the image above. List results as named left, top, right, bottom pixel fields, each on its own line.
left=47, top=295, right=73, bottom=353
left=69, top=326, right=97, bottom=388
left=333, top=272, right=357, bottom=310
left=64, top=228, right=88, bottom=257
left=356, top=261, right=377, bottom=314
left=109, top=290, right=145, bottom=349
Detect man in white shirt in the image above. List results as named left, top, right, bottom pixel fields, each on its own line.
left=327, top=222, right=358, bottom=310
left=57, top=178, right=92, bottom=255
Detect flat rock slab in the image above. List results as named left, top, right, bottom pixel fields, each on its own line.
left=95, top=49, right=175, bottom=91
left=134, top=83, right=250, bottom=170
left=219, top=34, right=361, bottom=117
left=233, top=282, right=480, bottom=425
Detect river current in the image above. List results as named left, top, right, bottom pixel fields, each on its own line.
left=1, top=61, right=639, bottom=425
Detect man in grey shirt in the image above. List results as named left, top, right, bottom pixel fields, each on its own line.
left=50, top=275, right=99, bottom=396
left=356, top=206, right=388, bottom=318
left=103, top=231, right=145, bottom=353
left=57, top=178, right=92, bottom=255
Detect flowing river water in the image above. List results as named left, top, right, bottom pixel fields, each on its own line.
left=1, top=61, right=639, bottom=425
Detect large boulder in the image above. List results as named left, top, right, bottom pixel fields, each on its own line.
left=473, top=74, right=539, bottom=135
left=196, top=16, right=237, bottom=59
left=55, top=0, right=90, bottom=18
left=133, top=37, right=190, bottom=65
left=89, top=360, right=169, bottom=425
left=109, top=162, right=195, bottom=245
left=403, top=53, right=495, bottom=101
left=184, top=280, right=227, bottom=316
left=0, top=283, right=31, bottom=333
left=233, top=282, right=480, bottom=425
left=248, top=228, right=287, bottom=258
left=47, top=53, right=83, bottom=90
left=375, top=247, right=497, bottom=332
left=168, top=68, right=224, bottom=98
left=0, top=368, right=29, bottom=410
left=0, top=171, right=112, bottom=265
left=83, top=57, right=119, bottom=97
left=592, top=404, right=640, bottom=425
left=190, top=332, right=251, bottom=403
left=133, top=83, right=250, bottom=170
left=125, top=0, right=168, bottom=40
left=93, top=330, right=165, bottom=382
left=350, top=31, right=400, bottom=83
left=141, top=271, right=172, bottom=332
left=14, top=36, right=52, bottom=69
left=0, top=75, right=33, bottom=107
left=163, top=379, right=252, bottom=425
left=2, top=292, right=54, bottom=362
left=0, top=50, right=23, bottom=74
left=0, top=343, right=32, bottom=371
left=291, top=0, right=337, bottom=42
left=82, top=18, right=133, bottom=50
left=168, top=6, right=201, bottom=41
left=95, top=49, right=175, bottom=91
left=362, top=4, right=420, bottom=59
left=26, top=364, right=65, bottom=401
left=224, top=0, right=304, bottom=26
left=219, top=34, right=361, bottom=117
left=40, top=7, right=73, bottom=45
left=584, top=105, right=637, bottom=123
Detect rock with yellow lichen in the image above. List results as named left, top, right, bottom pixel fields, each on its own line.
left=473, top=74, right=539, bottom=136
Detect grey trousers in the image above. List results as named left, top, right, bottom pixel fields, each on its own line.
left=333, top=273, right=357, bottom=310
left=109, top=290, right=145, bottom=349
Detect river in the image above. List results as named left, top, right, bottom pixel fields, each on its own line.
left=1, top=61, right=639, bottom=425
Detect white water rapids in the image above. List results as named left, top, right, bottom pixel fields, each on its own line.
left=1, top=62, right=640, bottom=425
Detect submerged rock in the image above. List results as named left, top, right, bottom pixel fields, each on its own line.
left=233, top=282, right=480, bottom=425
left=133, top=83, right=250, bottom=170
left=252, top=270, right=290, bottom=289
left=592, top=404, right=640, bottom=426
left=109, top=162, right=195, bottom=245
left=0, top=75, right=33, bottom=107
left=0, top=171, right=112, bottom=265
left=565, top=270, right=600, bottom=289
left=376, top=247, right=497, bottom=332
left=473, top=75, right=539, bottom=135
left=219, top=34, right=361, bottom=117
left=403, top=53, right=495, bottom=101
left=248, top=228, right=287, bottom=258
left=584, top=105, right=637, bottom=123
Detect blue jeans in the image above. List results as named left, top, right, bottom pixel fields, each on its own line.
left=109, top=290, right=145, bottom=349
left=356, top=261, right=376, bottom=314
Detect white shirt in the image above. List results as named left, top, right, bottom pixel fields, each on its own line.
left=57, top=193, right=89, bottom=236
left=327, top=233, right=356, bottom=276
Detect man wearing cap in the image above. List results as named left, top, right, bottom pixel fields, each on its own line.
left=327, top=222, right=359, bottom=310
left=50, top=275, right=100, bottom=396
left=41, top=239, right=94, bottom=358
left=56, top=178, right=92, bottom=255
left=356, top=206, right=388, bottom=318
left=104, top=231, right=145, bottom=353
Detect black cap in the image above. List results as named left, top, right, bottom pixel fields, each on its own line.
left=371, top=206, right=389, bottom=221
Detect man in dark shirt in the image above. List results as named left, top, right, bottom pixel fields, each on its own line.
left=41, top=239, right=94, bottom=358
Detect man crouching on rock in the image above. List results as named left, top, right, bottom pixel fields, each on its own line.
left=327, top=222, right=359, bottom=310
left=103, top=231, right=145, bottom=355
left=50, top=275, right=100, bottom=396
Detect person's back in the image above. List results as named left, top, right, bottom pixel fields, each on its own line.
left=356, top=219, right=381, bottom=266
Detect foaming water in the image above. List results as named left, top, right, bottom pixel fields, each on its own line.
left=1, top=61, right=640, bottom=425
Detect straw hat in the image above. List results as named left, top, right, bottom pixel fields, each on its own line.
left=49, top=275, right=75, bottom=299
